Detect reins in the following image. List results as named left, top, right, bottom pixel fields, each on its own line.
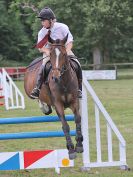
left=51, top=44, right=65, bottom=48
left=26, top=56, right=50, bottom=69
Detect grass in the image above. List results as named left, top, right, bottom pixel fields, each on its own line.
left=0, top=77, right=133, bottom=177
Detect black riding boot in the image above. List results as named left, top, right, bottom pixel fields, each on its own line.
left=68, top=55, right=83, bottom=98
left=77, top=65, right=82, bottom=98
left=30, top=65, right=44, bottom=99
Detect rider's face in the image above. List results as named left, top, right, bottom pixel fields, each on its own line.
left=41, top=19, right=50, bottom=29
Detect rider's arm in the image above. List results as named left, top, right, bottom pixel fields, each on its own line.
left=38, top=47, right=50, bottom=55
left=66, top=42, right=73, bottom=53
left=63, top=24, right=73, bottom=53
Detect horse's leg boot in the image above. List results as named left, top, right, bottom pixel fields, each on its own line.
left=30, top=65, right=44, bottom=99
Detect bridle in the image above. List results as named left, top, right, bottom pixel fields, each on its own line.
left=50, top=44, right=70, bottom=76
left=50, top=44, right=65, bottom=47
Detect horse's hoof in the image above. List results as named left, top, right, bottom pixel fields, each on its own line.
left=39, top=101, right=52, bottom=115
left=69, top=152, right=77, bottom=159
left=75, top=146, right=83, bottom=153
left=45, top=106, right=52, bottom=115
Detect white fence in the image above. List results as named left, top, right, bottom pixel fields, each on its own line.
left=81, top=73, right=128, bottom=170
left=0, top=68, right=25, bottom=110
left=83, top=70, right=116, bottom=80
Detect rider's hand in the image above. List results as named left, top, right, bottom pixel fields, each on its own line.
left=39, top=47, right=50, bottom=56
left=44, top=48, right=50, bottom=56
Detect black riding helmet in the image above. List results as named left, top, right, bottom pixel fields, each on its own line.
left=37, top=7, right=56, bottom=20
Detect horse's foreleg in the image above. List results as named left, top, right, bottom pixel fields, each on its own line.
left=75, top=117, right=83, bottom=153
left=55, top=104, right=76, bottom=159
left=62, top=123, right=76, bottom=159
left=71, top=104, right=83, bottom=153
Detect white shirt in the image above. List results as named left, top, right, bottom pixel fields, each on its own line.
left=37, top=22, right=73, bottom=46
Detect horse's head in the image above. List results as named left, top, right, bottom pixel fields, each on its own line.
left=49, top=34, right=68, bottom=83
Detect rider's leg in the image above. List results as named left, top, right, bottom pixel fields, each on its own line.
left=30, top=65, right=44, bottom=99
left=67, top=51, right=82, bottom=98
left=30, top=55, right=50, bottom=99
left=76, top=65, right=82, bottom=98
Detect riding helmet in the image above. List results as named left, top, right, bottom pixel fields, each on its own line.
left=37, top=7, right=56, bottom=20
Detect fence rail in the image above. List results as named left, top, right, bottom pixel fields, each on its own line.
left=1, top=62, right=133, bottom=80
left=81, top=62, right=133, bottom=70
left=0, top=67, right=26, bottom=80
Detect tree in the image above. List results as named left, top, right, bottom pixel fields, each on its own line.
left=35, top=0, right=133, bottom=64
left=85, top=0, right=133, bottom=64
left=2, top=0, right=133, bottom=65
left=0, top=0, right=31, bottom=62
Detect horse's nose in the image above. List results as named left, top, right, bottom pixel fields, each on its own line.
left=52, top=76, right=60, bottom=83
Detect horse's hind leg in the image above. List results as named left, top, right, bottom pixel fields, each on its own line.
left=55, top=105, right=76, bottom=159
left=71, top=105, right=83, bottom=153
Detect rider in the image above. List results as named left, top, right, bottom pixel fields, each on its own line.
left=30, top=7, right=82, bottom=99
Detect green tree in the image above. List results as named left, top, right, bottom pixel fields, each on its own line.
left=3, top=0, right=133, bottom=65
left=34, top=0, right=133, bottom=64
left=85, top=0, right=133, bottom=64
left=9, top=0, right=41, bottom=62
left=0, top=0, right=33, bottom=63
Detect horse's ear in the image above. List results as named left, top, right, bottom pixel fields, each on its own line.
left=48, top=35, right=55, bottom=44
left=62, top=33, right=68, bottom=44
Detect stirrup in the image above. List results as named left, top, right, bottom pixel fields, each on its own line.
left=78, top=90, right=82, bottom=99
left=30, top=88, right=40, bottom=99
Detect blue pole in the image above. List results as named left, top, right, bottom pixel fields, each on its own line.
left=0, top=115, right=74, bottom=124
left=0, top=130, right=76, bottom=140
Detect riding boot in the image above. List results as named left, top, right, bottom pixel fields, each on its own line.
left=68, top=55, right=83, bottom=98
left=30, top=65, right=44, bottom=99
left=77, top=65, right=82, bottom=98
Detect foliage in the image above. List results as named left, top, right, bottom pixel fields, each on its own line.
left=1, top=0, right=133, bottom=65
left=0, top=0, right=31, bottom=62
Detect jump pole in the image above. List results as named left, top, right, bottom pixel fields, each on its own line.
left=0, top=114, right=76, bottom=174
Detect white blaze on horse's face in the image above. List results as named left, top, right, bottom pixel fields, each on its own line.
left=55, top=48, right=61, bottom=68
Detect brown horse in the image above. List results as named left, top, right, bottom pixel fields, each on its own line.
left=24, top=35, right=83, bottom=159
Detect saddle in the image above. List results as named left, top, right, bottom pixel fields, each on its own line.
left=68, top=55, right=80, bottom=76
left=27, top=56, right=81, bottom=84
left=44, top=61, right=52, bottom=83
left=43, top=56, right=80, bottom=83
left=27, top=57, right=43, bottom=70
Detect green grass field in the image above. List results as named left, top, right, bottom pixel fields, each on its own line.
left=0, top=77, right=133, bottom=177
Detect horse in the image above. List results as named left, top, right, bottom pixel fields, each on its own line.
left=24, top=35, right=83, bottom=159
